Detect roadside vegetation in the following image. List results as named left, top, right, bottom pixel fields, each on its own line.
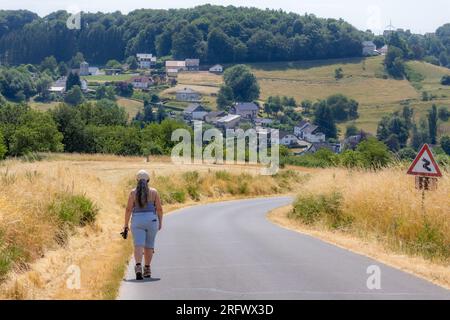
left=125, top=169, right=305, bottom=205
left=0, top=154, right=309, bottom=299
left=0, top=165, right=98, bottom=285
left=287, top=166, right=450, bottom=263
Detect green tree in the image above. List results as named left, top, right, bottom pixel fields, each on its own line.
left=64, top=85, right=84, bottom=106
left=441, top=136, right=450, bottom=155
left=356, top=137, right=391, bottom=168
left=402, top=105, right=414, bottom=129
left=0, top=131, right=6, bottom=159
left=96, top=85, right=116, bottom=101
left=427, top=104, right=438, bottom=144
left=172, top=24, right=203, bottom=59
left=35, top=74, right=53, bottom=100
left=155, top=30, right=173, bottom=57
left=313, top=102, right=337, bottom=139
left=51, top=104, right=88, bottom=153
left=70, top=52, right=85, bottom=68
left=397, top=147, right=417, bottom=160
left=345, top=124, right=359, bottom=138
left=326, top=94, right=359, bottom=121
left=0, top=68, right=36, bottom=101
left=58, top=61, right=69, bottom=77
left=334, top=67, right=344, bottom=80
left=78, top=100, right=127, bottom=126
left=66, top=72, right=81, bottom=91
left=9, top=110, right=63, bottom=156
left=441, top=75, right=450, bottom=85
left=411, top=120, right=430, bottom=150
left=126, top=56, right=138, bottom=70
left=438, top=106, right=449, bottom=121
left=115, top=82, right=134, bottom=97
left=384, top=46, right=405, bottom=78
left=40, top=56, right=58, bottom=73
left=207, top=28, right=234, bottom=63
left=106, top=59, right=122, bottom=69
left=216, top=85, right=234, bottom=110
left=156, top=105, right=167, bottom=123
left=223, top=65, right=260, bottom=102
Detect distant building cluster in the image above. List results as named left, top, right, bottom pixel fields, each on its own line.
left=362, top=41, right=388, bottom=57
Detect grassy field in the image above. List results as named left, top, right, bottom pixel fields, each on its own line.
left=248, top=56, right=419, bottom=104
left=116, top=98, right=143, bottom=120
left=166, top=71, right=223, bottom=109
left=82, top=73, right=137, bottom=83
left=245, top=56, right=450, bottom=135
left=29, top=100, right=62, bottom=112
left=30, top=97, right=143, bottom=122
left=0, top=154, right=309, bottom=299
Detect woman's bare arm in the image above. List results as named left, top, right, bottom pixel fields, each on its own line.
left=154, top=191, right=163, bottom=230
left=124, top=191, right=134, bottom=229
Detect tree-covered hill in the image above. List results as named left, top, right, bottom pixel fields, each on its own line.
left=0, top=5, right=366, bottom=65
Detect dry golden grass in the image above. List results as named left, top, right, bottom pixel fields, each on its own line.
left=116, top=98, right=143, bottom=121
left=0, top=154, right=308, bottom=299
left=177, top=71, right=223, bottom=87
left=161, top=84, right=219, bottom=96
left=250, top=56, right=419, bottom=106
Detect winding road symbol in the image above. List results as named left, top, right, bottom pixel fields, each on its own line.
left=407, top=144, right=442, bottom=177
left=422, top=158, right=432, bottom=172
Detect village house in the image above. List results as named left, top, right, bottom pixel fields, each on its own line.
left=216, top=114, right=241, bottom=129
left=204, top=110, right=227, bottom=124
left=209, top=64, right=223, bottom=73
left=256, top=127, right=279, bottom=146
left=307, top=142, right=342, bottom=154
left=255, top=117, right=274, bottom=127
left=105, top=68, right=122, bottom=75
left=343, top=132, right=371, bottom=150
left=80, top=79, right=89, bottom=92
left=129, top=76, right=153, bottom=89
left=231, top=102, right=259, bottom=120
left=88, top=67, right=100, bottom=76
left=176, top=88, right=201, bottom=102
left=185, top=59, right=200, bottom=71
left=165, top=60, right=186, bottom=76
left=294, top=120, right=326, bottom=143
left=362, top=41, right=378, bottom=56
left=79, top=61, right=90, bottom=76
left=279, top=132, right=302, bottom=147
left=136, top=53, right=157, bottom=69
left=378, top=45, right=389, bottom=55
left=48, top=77, right=89, bottom=95
left=49, top=77, right=67, bottom=95
left=183, top=104, right=209, bottom=121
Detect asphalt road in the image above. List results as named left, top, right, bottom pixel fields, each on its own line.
left=118, top=197, right=450, bottom=300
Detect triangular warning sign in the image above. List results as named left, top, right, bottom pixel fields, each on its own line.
left=407, top=144, right=442, bottom=177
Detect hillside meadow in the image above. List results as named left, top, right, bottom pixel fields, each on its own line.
left=247, top=56, right=450, bottom=134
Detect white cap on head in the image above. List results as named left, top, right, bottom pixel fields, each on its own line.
left=136, top=170, right=150, bottom=181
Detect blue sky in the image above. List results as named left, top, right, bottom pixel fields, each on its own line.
left=1, top=0, right=449, bottom=34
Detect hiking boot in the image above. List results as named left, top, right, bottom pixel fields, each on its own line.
left=135, top=264, right=143, bottom=280
left=144, top=265, right=151, bottom=278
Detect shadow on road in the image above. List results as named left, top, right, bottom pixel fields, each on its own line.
left=123, top=278, right=161, bottom=283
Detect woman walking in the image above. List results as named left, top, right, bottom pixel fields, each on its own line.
left=123, top=170, right=163, bottom=280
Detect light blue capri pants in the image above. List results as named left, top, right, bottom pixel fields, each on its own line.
left=131, top=212, right=159, bottom=249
